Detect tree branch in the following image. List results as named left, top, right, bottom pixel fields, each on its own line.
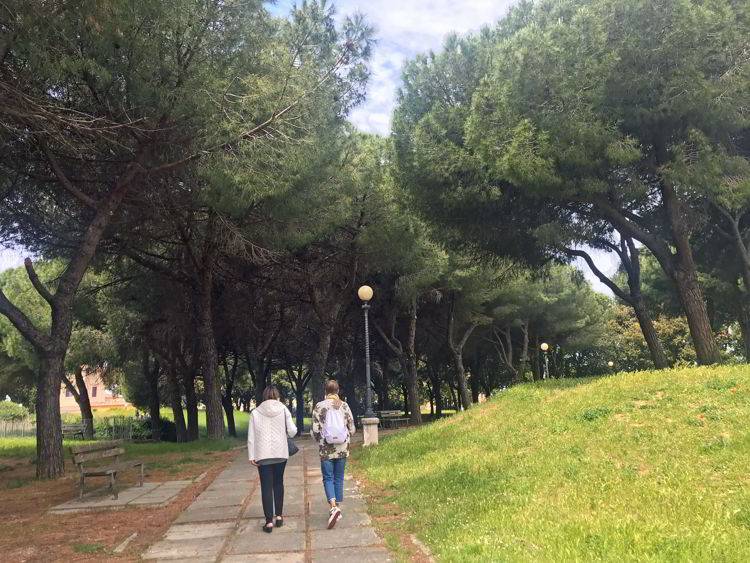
left=40, top=142, right=98, bottom=209
left=564, top=247, right=633, bottom=305
left=0, top=288, right=50, bottom=352
left=23, top=258, right=55, bottom=306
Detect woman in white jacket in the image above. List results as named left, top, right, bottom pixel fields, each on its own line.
left=248, top=386, right=297, bottom=532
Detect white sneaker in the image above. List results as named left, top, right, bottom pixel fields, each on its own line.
left=327, top=506, right=342, bottom=529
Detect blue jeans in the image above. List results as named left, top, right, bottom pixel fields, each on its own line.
left=321, top=457, right=346, bottom=503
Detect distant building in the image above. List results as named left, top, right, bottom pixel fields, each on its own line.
left=59, top=368, right=130, bottom=414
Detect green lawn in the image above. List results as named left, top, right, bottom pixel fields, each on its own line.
left=0, top=409, right=316, bottom=460
left=352, top=365, right=750, bottom=562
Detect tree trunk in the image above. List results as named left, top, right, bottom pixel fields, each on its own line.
left=74, top=367, right=95, bottom=438
left=738, top=303, right=750, bottom=363
left=470, top=369, right=480, bottom=404
left=435, top=379, right=443, bottom=418
left=453, top=352, right=472, bottom=410
left=310, top=326, right=334, bottom=405
left=222, top=394, right=236, bottom=438
left=404, top=298, right=422, bottom=425
left=36, top=354, right=65, bottom=479
left=184, top=371, right=199, bottom=441
left=142, top=350, right=161, bottom=441
left=659, top=187, right=720, bottom=365
left=295, top=387, right=305, bottom=435
left=632, top=297, right=670, bottom=369
left=670, top=264, right=720, bottom=365
left=379, top=357, right=390, bottom=410
left=518, top=322, right=529, bottom=378
left=196, top=268, right=224, bottom=440
left=166, top=367, right=188, bottom=443
left=147, top=373, right=161, bottom=441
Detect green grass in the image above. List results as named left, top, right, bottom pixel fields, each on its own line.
left=72, top=543, right=106, bottom=554
left=352, top=365, right=750, bottom=562
left=0, top=436, right=243, bottom=460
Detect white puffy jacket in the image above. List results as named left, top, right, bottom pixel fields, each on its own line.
left=247, top=399, right=297, bottom=462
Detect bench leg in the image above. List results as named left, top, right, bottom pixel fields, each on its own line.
left=79, top=474, right=85, bottom=499
left=140, top=464, right=144, bottom=487
left=110, top=473, right=118, bottom=500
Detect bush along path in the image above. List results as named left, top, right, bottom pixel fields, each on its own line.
left=143, top=438, right=392, bottom=562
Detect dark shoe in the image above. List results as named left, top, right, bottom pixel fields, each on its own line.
left=275, top=516, right=284, bottom=528
left=262, top=522, right=274, bottom=533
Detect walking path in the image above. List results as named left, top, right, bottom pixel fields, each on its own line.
left=143, top=439, right=392, bottom=562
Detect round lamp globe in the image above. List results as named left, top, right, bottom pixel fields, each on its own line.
left=540, top=342, right=549, bottom=352
left=358, top=285, right=374, bottom=302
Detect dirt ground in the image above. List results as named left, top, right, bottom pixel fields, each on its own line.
left=0, top=448, right=242, bottom=562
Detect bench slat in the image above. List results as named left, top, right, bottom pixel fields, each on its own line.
left=81, top=461, right=143, bottom=476
left=73, top=447, right=125, bottom=465
left=70, top=440, right=123, bottom=454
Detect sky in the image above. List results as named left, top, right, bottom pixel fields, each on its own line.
left=0, top=0, right=619, bottom=294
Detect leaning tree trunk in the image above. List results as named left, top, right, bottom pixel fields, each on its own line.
left=632, top=297, right=670, bottom=369
left=37, top=354, right=65, bottom=478
left=670, top=264, right=720, bottom=365
left=662, top=188, right=721, bottom=365
left=74, top=367, right=95, bottom=438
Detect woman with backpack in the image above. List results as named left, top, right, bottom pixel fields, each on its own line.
left=248, top=385, right=297, bottom=533
left=311, top=379, right=356, bottom=529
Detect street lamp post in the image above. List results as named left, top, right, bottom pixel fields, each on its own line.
left=358, top=285, right=379, bottom=446
left=540, top=342, right=550, bottom=379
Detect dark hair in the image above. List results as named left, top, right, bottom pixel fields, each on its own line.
left=262, top=385, right=281, bottom=401
left=325, top=379, right=339, bottom=395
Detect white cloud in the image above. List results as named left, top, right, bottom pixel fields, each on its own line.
left=270, top=0, right=518, bottom=135
left=0, top=247, right=24, bottom=273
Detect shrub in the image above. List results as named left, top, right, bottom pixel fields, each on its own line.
left=0, top=401, right=30, bottom=421
left=132, top=418, right=177, bottom=442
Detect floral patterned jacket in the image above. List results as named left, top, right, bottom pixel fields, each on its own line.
left=311, top=396, right=356, bottom=460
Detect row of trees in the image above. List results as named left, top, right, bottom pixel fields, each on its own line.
left=1, top=0, right=748, bottom=479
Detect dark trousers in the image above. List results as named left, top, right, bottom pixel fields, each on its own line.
left=257, top=461, right=287, bottom=523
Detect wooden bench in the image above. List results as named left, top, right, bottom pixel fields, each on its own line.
left=62, top=423, right=86, bottom=439
left=378, top=410, right=409, bottom=429
left=70, top=440, right=144, bottom=499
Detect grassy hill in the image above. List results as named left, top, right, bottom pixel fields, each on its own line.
left=352, top=366, right=750, bottom=562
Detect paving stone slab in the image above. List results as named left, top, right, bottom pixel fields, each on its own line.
left=308, top=510, right=371, bottom=530
left=223, top=553, right=304, bottom=562
left=226, top=530, right=305, bottom=554
left=310, top=526, right=382, bottom=550
left=152, top=558, right=216, bottom=563
left=164, top=521, right=235, bottom=541
left=310, top=547, right=392, bottom=563
left=237, top=517, right=304, bottom=534
left=175, top=505, right=242, bottom=524
left=243, top=500, right=304, bottom=518
left=142, top=536, right=225, bottom=560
